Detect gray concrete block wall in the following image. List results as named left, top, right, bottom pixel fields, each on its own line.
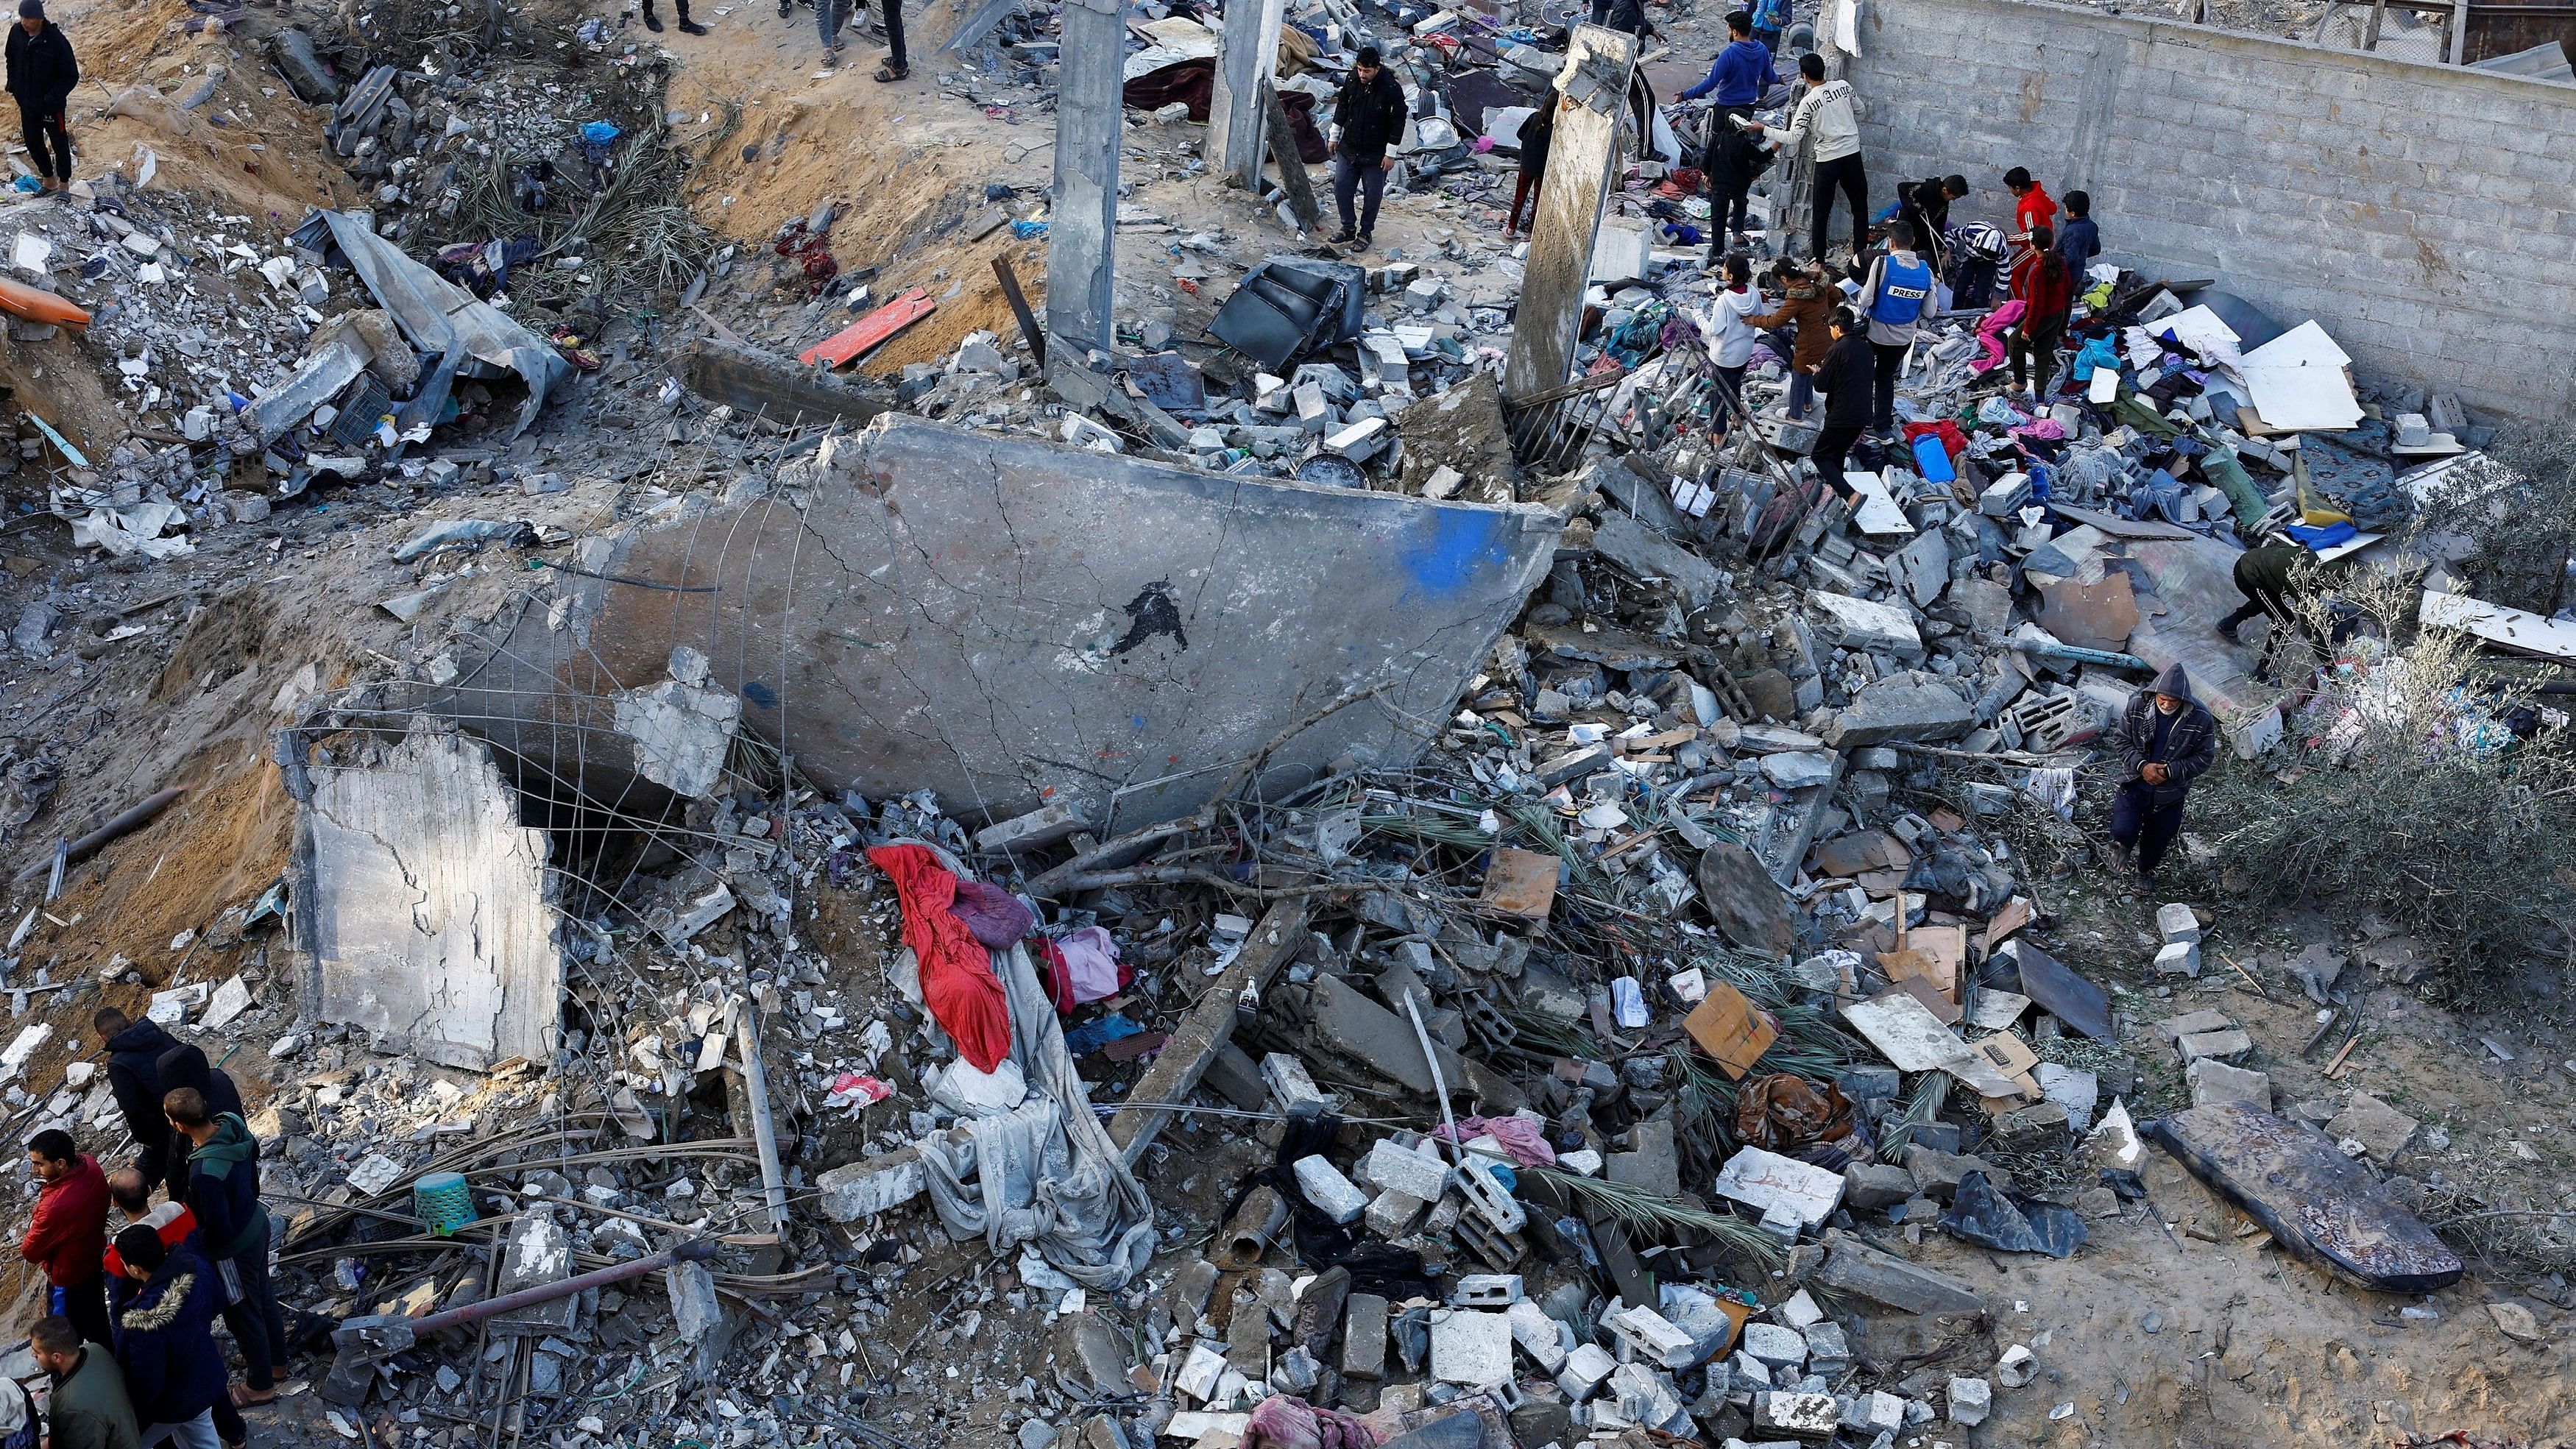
left=1843, top=0, right=2576, bottom=419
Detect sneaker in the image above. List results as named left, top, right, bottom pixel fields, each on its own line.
left=679, top=16, right=707, bottom=30
left=643, top=10, right=663, bottom=28
left=2215, top=619, right=2240, bottom=643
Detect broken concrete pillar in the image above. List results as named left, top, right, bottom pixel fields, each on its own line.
left=1047, top=0, right=1123, bottom=353
left=297, top=722, right=560, bottom=1071
left=1206, top=0, right=1287, bottom=188
left=1502, top=24, right=1638, bottom=400
left=675, top=336, right=896, bottom=428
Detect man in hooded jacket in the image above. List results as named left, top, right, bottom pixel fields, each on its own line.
left=2109, top=663, right=2218, bottom=881
left=96, top=1010, right=241, bottom=1202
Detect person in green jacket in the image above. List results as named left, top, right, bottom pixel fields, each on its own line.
left=29, top=1315, right=142, bottom=1449
left=2215, top=540, right=2355, bottom=682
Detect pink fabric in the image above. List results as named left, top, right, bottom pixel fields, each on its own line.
left=1050, top=926, right=1122, bottom=1005
left=1242, top=1395, right=1378, bottom=1449
left=1970, top=299, right=2026, bottom=375
left=1432, top=1115, right=1557, bottom=1167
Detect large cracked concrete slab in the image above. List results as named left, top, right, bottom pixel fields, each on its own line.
left=445, top=416, right=1561, bottom=831
left=300, top=723, right=562, bottom=1070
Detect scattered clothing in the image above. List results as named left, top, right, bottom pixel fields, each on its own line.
left=1038, top=926, right=1125, bottom=1013
left=1970, top=299, right=2026, bottom=374
left=1240, top=1395, right=1377, bottom=1449
left=1431, top=1114, right=1557, bottom=1166
left=867, top=843, right=1014, bottom=1072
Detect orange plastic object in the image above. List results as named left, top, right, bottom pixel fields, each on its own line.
left=799, top=287, right=935, bottom=368
left=0, top=275, right=91, bottom=328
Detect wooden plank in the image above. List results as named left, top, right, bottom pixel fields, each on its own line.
left=800, top=287, right=938, bottom=367
left=1259, top=80, right=1321, bottom=233
left=1108, top=896, right=1311, bottom=1166
left=991, top=256, right=1047, bottom=369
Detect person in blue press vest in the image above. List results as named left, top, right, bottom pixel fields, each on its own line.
left=1852, top=219, right=1936, bottom=438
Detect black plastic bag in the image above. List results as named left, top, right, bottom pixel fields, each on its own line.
left=1939, top=1170, right=2088, bottom=1258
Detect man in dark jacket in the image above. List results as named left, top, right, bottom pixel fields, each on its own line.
left=99, top=1010, right=177, bottom=1190
left=167, top=1090, right=285, bottom=1406
left=106, top=1172, right=246, bottom=1449
left=2109, top=663, right=2218, bottom=881
left=1327, top=46, right=1406, bottom=250
left=30, top=1315, right=141, bottom=1449
left=109, top=1227, right=226, bottom=1449
left=4, top=0, right=74, bottom=191
left=1805, top=307, right=1874, bottom=501
left=21, top=1130, right=112, bottom=1347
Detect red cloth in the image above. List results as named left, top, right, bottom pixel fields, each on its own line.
left=1902, top=419, right=1970, bottom=460
left=102, top=1202, right=196, bottom=1280
left=866, top=844, right=1013, bottom=1073
left=20, top=1153, right=107, bottom=1286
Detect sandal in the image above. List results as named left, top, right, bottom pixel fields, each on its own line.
left=231, top=1386, right=279, bottom=1408
left=875, top=62, right=907, bottom=80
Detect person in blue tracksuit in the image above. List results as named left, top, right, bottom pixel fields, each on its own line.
left=1677, top=11, right=1777, bottom=116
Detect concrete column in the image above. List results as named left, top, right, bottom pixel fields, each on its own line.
left=1503, top=24, right=1639, bottom=400
left=1207, top=0, right=1287, bottom=188
left=1047, top=0, right=1124, bottom=355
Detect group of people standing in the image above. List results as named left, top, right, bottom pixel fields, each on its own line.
left=13, top=1009, right=283, bottom=1449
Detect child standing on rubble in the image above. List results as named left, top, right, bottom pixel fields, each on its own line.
left=1504, top=90, right=1557, bottom=241
left=1806, top=307, right=1873, bottom=500
left=2009, top=223, right=2074, bottom=401
left=1746, top=261, right=1834, bottom=422
left=1703, top=255, right=1766, bottom=441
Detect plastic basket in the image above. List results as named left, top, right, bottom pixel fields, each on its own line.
left=413, top=1172, right=478, bottom=1236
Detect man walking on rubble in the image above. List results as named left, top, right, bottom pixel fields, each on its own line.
left=2109, top=663, right=2217, bottom=883
left=166, top=1089, right=286, bottom=1411
left=1677, top=11, right=1777, bottom=117
left=1328, top=46, right=1406, bottom=252
left=5, top=0, right=76, bottom=193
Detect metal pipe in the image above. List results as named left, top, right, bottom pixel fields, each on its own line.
left=735, top=1010, right=791, bottom=1236
left=14, top=787, right=186, bottom=881
left=1211, top=1186, right=1287, bottom=1270
left=409, top=1239, right=717, bottom=1336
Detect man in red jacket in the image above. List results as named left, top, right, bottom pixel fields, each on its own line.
left=21, top=1129, right=111, bottom=1347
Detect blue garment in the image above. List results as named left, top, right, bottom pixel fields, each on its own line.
left=113, top=1249, right=227, bottom=1430
left=1750, top=0, right=1789, bottom=33
left=1679, top=38, right=1777, bottom=105
left=2056, top=215, right=2101, bottom=274
left=1868, top=255, right=1933, bottom=327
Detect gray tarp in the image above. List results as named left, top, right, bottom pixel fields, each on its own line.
left=289, top=209, right=573, bottom=439
left=902, top=839, right=1157, bottom=1289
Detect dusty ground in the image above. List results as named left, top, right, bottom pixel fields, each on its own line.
left=0, top=0, right=2569, bottom=1442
